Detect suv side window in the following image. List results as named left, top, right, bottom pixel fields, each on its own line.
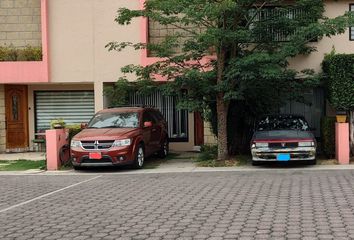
left=143, top=111, right=157, bottom=124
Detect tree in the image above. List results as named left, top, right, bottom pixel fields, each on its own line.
left=107, top=0, right=354, bottom=161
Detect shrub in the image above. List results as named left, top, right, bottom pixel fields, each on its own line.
left=321, top=117, right=336, bottom=158
left=66, top=124, right=82, bottom=142
left=322, top=54, right=354, bottom=111
left=17, top=46, right=42, bottom=61
left=0, top=45, right=42, bottom=61
left=50, top=118, right=66, bottom=129
left=197, top=144, right=218, bottom=162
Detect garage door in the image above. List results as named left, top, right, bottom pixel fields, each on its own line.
left=35, top=91, right=95, bottom=131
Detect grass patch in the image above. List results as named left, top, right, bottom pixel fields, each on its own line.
left=196, top=155, right=251, bottom=167
left=196, top=144, right=251, bottom=167
left=0, top=160, right=46, bottom=171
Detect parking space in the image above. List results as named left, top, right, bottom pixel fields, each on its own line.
left=1, top=170, right=354, bottom=239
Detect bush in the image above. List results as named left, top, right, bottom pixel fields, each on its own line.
left=66, top=124, right=82, bottom=142
left=322, top=53, right=354, bottom=111
left=50, top=118, right=66, bottom=129
left=197, top=145, right=218, bottom=162
left=0, top=45, right=42, bottom=61
left=321, top=117, right=336, bottom=158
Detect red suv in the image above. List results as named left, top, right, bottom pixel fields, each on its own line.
left=70, top=107, right=169, bottom=169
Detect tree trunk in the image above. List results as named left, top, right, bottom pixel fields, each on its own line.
left=217, top=94, right=229, bottom=161
left=350, top=110, right=354, bottom=156
left=216, top=48, right=229, bottom=161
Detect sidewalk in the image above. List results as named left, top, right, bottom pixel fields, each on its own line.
left=0, top=152, right=45, bottom=161
left=0, top=151, right=354, bottom=175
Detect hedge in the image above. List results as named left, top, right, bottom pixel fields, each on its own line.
left=322, top=53, right=354, bottom=111
left=321, top=116, right=336, bottom=158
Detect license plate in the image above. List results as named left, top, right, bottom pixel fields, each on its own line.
left=277, top=153, right=290, bottom=161
left=89, top=152, right=102, bottom=160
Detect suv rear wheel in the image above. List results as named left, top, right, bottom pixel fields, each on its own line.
left=133, top=144, right=145, bottom=169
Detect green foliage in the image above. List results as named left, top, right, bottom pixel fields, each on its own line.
left=104, top=79, right=134, bottom=107
left=50, top=119, right=66, bottom=129
left=322, top=54, right=354, bottom=111
left=321, top=116, right=336, bottom=158
left=66, top=124, right=82, bottom=142
left=197, top=145, right=218, bottom=162
left=0, top=45, right=42, bottom=61
left=0, top=160, right=46, bottom=171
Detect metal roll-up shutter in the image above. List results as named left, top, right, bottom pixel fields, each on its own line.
left=35, top=91, right=95, bottom=131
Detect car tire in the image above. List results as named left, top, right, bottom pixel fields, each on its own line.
left=158, top=139, right=169, bottom=158
left=73, top=166, right=83, bottom=171
left=252, top=160, right=261, bottom=166
left=133, top=144, right=145, bottom=169
left=308, top=159, right=317, bottom=165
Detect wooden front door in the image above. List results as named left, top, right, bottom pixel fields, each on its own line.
left=194, top=112, right=204, bottom=146
left=5, top=85, right=29, bottom=149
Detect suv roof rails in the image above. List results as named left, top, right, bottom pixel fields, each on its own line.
left=108, top=104, right=156, bottom=109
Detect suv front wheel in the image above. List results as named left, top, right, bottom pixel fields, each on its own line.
left=133, top=144, right=145, bottom=169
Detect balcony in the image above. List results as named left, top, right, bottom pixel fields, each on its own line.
left=0, top=0, right=48, bottom=83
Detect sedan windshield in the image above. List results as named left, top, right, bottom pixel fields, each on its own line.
left=256, top=115, right=309, bottom=131
left=88, top=112, right=139, bottom=129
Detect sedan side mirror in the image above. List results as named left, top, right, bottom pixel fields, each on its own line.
left=81, top=122, right=88, bottom=129
left=144, top=121, right=153, bottom=128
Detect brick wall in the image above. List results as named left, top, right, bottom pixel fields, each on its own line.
left=0, top=85, right=5, bottom=152
left=148, top=19, right=196, bottom=56
left=0, top=0, right=41, bottom=47
left=204, top=122, right=217, bottom=145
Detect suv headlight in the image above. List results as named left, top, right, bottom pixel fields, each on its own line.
left=298, top=141, right=315, bottom=147
left=71, top=140, right=81, bottom=148
left=112, top=139, right=131, bottom=147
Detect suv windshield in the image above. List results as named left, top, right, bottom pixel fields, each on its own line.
left=256, top=115, right=309, bottom=131
left=88, top=112, right=139, bottom=129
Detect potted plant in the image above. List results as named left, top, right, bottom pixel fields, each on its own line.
left=50, top=118, right=66, bottom=129
left=336, top=110, right=347, bottom=123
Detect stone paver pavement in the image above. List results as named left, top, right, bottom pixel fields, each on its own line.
left=0, top=170, right=354, bottom=239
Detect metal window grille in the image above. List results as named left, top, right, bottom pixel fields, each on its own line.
left=250, top=7, right=309, bottom=42
left=129, top=91, right=188, bottom=142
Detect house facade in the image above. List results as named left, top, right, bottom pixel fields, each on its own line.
left=0, top=0, right=352, bottom=153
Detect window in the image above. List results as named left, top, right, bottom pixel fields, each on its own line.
left=350, top=4, right=354, bottom=40
left=129, top=91, right=189, bottom=142
left=250, top=6, right=315, bottom=42
left=35, top=91, right=95, bottom=133
left=147, top=18, right=200, bottom=57
left=142, top=111, right=157, bottom=125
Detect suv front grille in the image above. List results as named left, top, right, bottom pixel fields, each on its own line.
left=81, top=140, right=115, bottom=150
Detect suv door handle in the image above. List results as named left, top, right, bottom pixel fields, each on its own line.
left=152, top=128, right=157, bottom=132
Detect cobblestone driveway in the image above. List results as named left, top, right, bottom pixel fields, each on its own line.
left=1, top=170, right=354, bottom=239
